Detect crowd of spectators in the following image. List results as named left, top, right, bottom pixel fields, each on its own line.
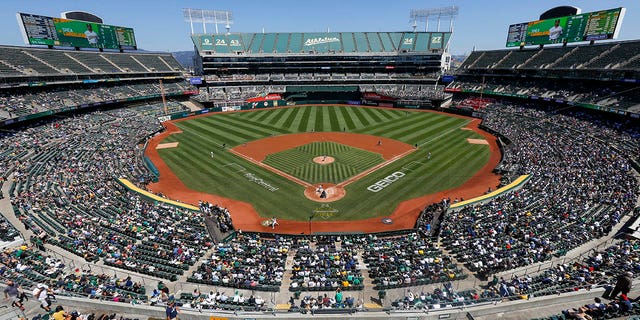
left=362, top=231, right=465, bottom=289
left=551, top=296, right=639, bottom=320
left=176, top=289, right=267, bottom=312
left=0, top=80, right=191, bottom=120
left=0, top=213, right=20, bottom=242
left=1, top=102, right=212, bottom=281
left=202, top=72, right=439, bottom=84
left=2, top=212, right=640, bottom=315
left=289, top=241, right=363, bottom=291
left=35, top=306, right=142, bottom=320
left=415, top=201, right=448, bottom=237
left=449, top=96, right=496, bottom=111
left=440, top=103, right=638, bottom=278
left=390, top=283, right=498, bottom=311
left=0, top=89, right=638, bottom=317
left=199, top=201, right=234, bottom=233
left=389, top=238, right=640, bottom=313
left=288, top=289, right=362, bottom=313
left=370, top=84, right=448, bottom=101
left=192, top=83, right=447, bottom=103
left=191, top=86, right=275, bottom=103
left=545, top=110, right=640, bottom=164
left=188, top=232, right=290, bottom=291
left=0, top=244, right=147, bottom=306
left=448, top=77, right=640, bottom=111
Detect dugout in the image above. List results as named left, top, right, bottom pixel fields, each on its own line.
left=284, top=85, right=361, bottom=104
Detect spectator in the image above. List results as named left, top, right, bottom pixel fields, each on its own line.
left=3, top=280, right=25, bottom=310
left=165, top=300, right=179, bottom=320
left=606, top=271, right=633, bottom=299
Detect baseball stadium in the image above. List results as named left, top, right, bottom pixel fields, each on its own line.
left=0, top=3, right=639, bottom=320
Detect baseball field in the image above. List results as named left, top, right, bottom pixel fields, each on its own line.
left=147, top=105, right=498, bottom=230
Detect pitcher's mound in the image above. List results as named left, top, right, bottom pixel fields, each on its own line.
left=313, top=156, right=335, bottom=164
left=304, top=183, right=346, bottom=202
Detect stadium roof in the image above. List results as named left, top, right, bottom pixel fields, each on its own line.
left=191, top=32, right=451, bottom=56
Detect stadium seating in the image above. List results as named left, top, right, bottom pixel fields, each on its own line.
left=2, top=102, right=213, bottom=281
left=26, top=50, right=93, bottom=74
left=440, top=104, right=638, bottom=278
left=520, top=46, right=572, bottom=69
left=468, top=51, right=510, bottom=69
left=362, top=232, right=465, bottom=290
left=0, top=45, right=182, bottom=77
left=0, top=80, right=190, bottom=121
left=493, top=50, right=539, bottom=69
left=289, top=242, right=364, bottom=292
left=583, top=43, right=639, bottom=69
left=460, top=40, right=640, bottom=73
left=102, top=54, right=149, bottom=72
left=0, top=47, right=60, bottom=75
left=1, top=26, right=640, bottom=319
left=188, top=233, right=290, bottom=291
left=0, top=98, right=638, bottom=318
left=552, top=45, right=609, bottom=69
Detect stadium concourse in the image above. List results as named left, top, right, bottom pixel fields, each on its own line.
left=0, top=35, right=639, bottom=320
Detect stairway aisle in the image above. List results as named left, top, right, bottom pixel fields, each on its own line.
left=356, top=249, right=384, bottom=309
left=273, top=248, right=297, bottom=309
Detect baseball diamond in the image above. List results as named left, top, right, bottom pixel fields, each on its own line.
left=147, top=105, right=501, bottom=232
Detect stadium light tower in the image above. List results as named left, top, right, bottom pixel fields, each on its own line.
left=410, top=6, right=458, bottom=32
left=182, top=8, right=234, bottom=34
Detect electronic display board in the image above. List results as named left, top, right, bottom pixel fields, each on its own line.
left=17, top=12, right=137, bottom=50
left=506, top=7, right=625, bottom=47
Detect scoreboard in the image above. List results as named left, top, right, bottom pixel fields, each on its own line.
left=506, top=7, right=625, bottom=47
left=17, top=12, right=137, bottom=50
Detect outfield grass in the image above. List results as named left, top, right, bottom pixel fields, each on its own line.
left=156, top=106, right=491, bottom=221
left=263, top=141, right=384, bottom=184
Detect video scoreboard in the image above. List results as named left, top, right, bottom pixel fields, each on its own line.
left=17, top=12, right=137, bottom=50
left=506, top=7, right=625, bottom=47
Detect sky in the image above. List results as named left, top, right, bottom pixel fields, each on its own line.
left=2, top=0, right=639, bottom=55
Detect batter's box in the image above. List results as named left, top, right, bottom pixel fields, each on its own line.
left=224, top=163, right=246, bottom=173
left=313, top=204, right=339, bottom=220
left=402, top=161, right=424, bottom=172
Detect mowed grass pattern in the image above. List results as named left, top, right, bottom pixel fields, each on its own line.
left=157, top=106, right=491, bottom=221
left=264, top=142, right=384, bottom=184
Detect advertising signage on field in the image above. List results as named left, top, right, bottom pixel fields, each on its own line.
left=17, top=12, right=137, bottom=50
left=506, top=7, right=625, bottom=47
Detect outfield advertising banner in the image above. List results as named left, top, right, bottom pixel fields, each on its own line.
left=17, top=12, right=137, bottom=49
left=506, top=7, right=625, bottom=47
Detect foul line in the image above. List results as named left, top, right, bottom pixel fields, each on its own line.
left=416, top=119, right=473, bottom=148
left=228, top=149, right=314, bottom=188
left=402, top=161, right=424, bottom=172
left=223, top=163, right=246, bottom=173
left=182, top=128, right=227, bottom=149
left=338, top=120, right=471, bottom=187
